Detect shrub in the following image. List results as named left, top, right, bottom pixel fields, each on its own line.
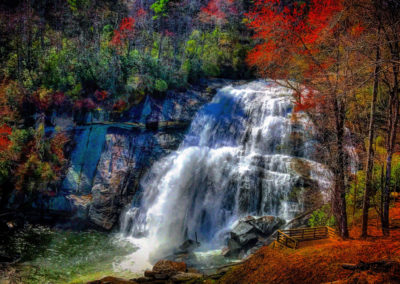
left=154, top=79, right=168, bottom=92
left=309, top=204, right=336, bottom=227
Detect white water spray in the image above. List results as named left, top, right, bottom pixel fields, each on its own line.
left=116, top=80, right=330, bottom=272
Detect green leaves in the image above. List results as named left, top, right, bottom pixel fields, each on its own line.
left=309, top=205, right=336, bottom=227
left=154, top=79, right=168, bottom=92
left=151, top=0, right=170, bottom=19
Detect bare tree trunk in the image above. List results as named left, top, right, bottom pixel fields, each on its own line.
left=332, top=99, right=349, bottom=238
left=158, top=31, right=165, bottom=62
left=361, top=39, right=380, bottom=238
left=353, top=174, right=358, bottom=219
left=382, top=42, right=399, bottom=236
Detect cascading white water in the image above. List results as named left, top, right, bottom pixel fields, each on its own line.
left=117, top=80, right=330, bottom=271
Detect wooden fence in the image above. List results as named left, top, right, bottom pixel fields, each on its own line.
left=275, top=226, right=338, bottom=249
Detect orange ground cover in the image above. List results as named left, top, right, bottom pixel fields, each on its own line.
left=218, top=201, right=400, bottom=284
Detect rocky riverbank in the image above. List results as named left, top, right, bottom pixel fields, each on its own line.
left=88, top=259, right=239, bottom=284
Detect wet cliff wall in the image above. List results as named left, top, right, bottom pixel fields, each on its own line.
left=34, top=80, right=232, bottom=230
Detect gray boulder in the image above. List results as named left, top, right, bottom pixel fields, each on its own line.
left=224, top=215, right=285, bottom=258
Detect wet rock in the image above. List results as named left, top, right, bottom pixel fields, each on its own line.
left=178, top=239, right=200, bottom=253
left=132, top=260, right=195, bottom=283
left=144, top=270, right=157, bottom=278
left=248, top=216, right=285, bottom=236
left=134, top=277, right=153, bottom=283
left=152, top=260, right=187, bottom=276
left=170, top=272, right=203, bottom=282
left=225, top=215, right=285, bottom=258
left=222, top=239, right=242, bottom=257
left=153, top=274, right=168, bottom=280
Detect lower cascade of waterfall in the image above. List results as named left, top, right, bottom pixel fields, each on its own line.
left=116, top=80, right=331, bottom=272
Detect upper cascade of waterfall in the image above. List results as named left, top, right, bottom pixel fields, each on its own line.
left=119, top=80, right=330, bottom=271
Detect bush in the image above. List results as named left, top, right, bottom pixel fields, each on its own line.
left=154, top=79, right=168, bottom=92
left=309, top=205, right=336, bottom=227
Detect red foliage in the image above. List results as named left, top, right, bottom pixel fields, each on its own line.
left=136, top=8, right=147, bottom=18
left=199, top=0, right=237, bottom=25
left=293, top=88, right=318, bottom=113
left=53, top=91, right=66, bottom=107
left=0, top=124, right=12, bottom=151
left=113, top=99, right=128, bottom=112
left=246, top=0, right=346, bottom=111
left=74, top=98, right=97, bottom=110
left=164, top=30, right=174, bottom=37
left=246, top=1, right=343, bottom=79
left=94, top=90, right=108, bottom=101
left=73, top=100, right=84, bottom=110
left=111, top=17, right=135, bottom=47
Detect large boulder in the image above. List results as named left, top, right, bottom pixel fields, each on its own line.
left=247, top=215, right=285, bottom=236
left=224, top=215, right=285, bottom=258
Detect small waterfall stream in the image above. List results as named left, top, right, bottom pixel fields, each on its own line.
left=117, top=80, right=330, bottom=271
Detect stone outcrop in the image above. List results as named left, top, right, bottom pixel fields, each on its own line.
left=223, top=215, right=285, bottom=257
left=34, top=79, right=233, bottom=230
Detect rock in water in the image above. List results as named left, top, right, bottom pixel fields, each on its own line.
left=178, top=239, right=200, bottom=253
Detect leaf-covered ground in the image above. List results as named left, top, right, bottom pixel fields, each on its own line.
left=217, top=201, right=400, bottom=284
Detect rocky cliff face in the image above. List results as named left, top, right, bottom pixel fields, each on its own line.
left=38, top=80, right=232, bottom=230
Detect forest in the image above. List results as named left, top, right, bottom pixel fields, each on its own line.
left=0, top=0, right=400, bottom=283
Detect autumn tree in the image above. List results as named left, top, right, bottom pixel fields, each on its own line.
left=377, top=0, right=400, bottom=236
left=247, top=0, right=370, bottom=237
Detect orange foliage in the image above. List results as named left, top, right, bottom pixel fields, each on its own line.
left=50, top=132, right=70, bottom=174
left=220, top=202, right=400, bottom=284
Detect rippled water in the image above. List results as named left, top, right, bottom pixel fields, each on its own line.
left=1, top=225, right=138, bottom=284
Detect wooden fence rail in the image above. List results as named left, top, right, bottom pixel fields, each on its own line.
left=275, top=226, right=338, bottom=249
left=276, top=230, right=299, bottom=249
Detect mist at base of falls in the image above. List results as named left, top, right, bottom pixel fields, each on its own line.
left=116, top=80, right=330, bottom=272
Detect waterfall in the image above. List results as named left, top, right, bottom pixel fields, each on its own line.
left=118, top=80, right=330, bottom=271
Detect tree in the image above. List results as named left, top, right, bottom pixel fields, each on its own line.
left=247, top=0, right=367, bottom=238
left=199, top=0, right=237, bottom=26
left=110, top=17, right=136, bottom=55
left=378, top=0, right=400, bottom=236
left=361, top=30, right=380, bottom=238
